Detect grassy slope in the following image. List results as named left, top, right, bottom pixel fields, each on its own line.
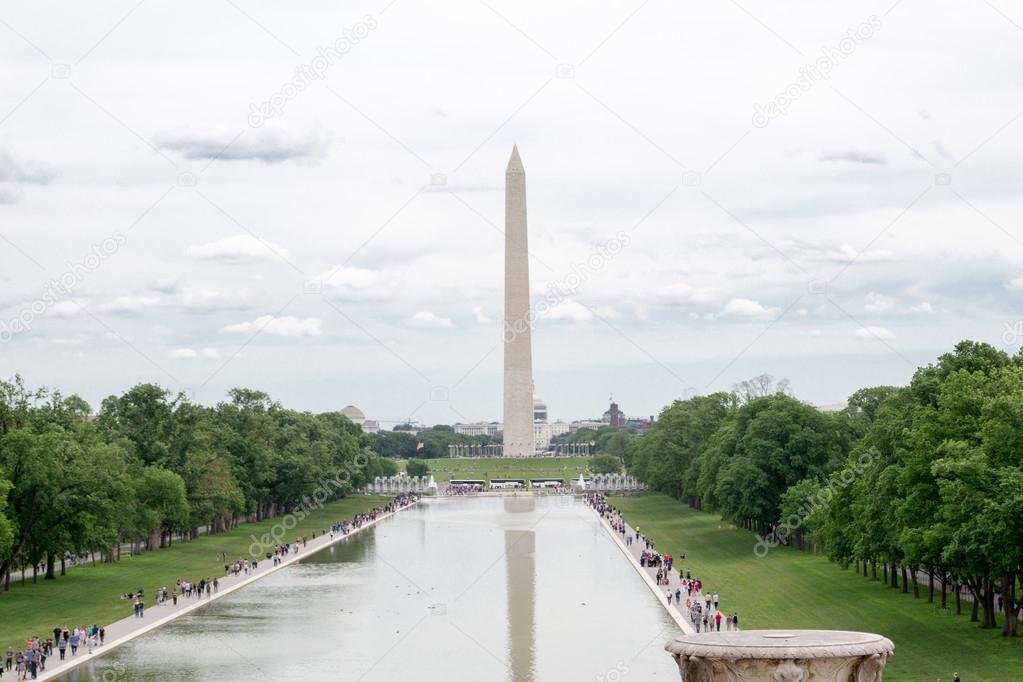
left=399, top=456, right=591, bottom=483
left=1, top=495, right=390, bottom=652
left=612, top=494, right=1020, bottom=682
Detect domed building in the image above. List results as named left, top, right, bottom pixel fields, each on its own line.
left=532, top=395, right=548, bottom=423
left=338, top=405, right=379, bottom=433
left=339, top=405, right=366, bottom=426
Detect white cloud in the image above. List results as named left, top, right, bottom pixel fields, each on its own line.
left=173, top=288, right=250, bottom=313
left=150, top=277, right=180, bottom=294
left=1006, top=277, right=1023, bottom=292
left=864, top=292, right=896, bottom=313
left=48, top=300, right=82, bottom=317
left=407, top=311, right=453, bottom=328
left=799, top=243, right=896, bottom=264
left=222, top=315, right=322, bottom=337
left=855, top=326, right=896, bottom=340
left=318, top=266, right=385, bottom=301
left=154, top=124, right=330, bottom=164
left=186, top=235, right=290, bottom=264
left=472, top=306, right=492, bottom=324
left=0, top=149, right=54, bottom=204
left=95, top=296, right=159, bottom=314
left=541, top=300, right=592, bottom=322
left=909, top=302, right=934, bottom=313
left=170, top=347, right=220, bottom=359
left=722, top=298, right=777, bottom=319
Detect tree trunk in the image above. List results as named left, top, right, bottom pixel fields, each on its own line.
left=891, top=564, right=899, bottom=589
left=928, top=569, right=934, bottom=603
left=955, top=585, right=961, bottom=615
left=970, top=595, right=979, bottom=622
left=941, top=572, right=948, bottom=609
left=983, top=578, right=998, bottom=629
left=1001, top=572, right=1018, bottom=637
left=883, top=563, right=888, bottom=584
left=871, top=562, right=877, bottom=580
left=45, top=553, right=56, bottom=580
left=61, top=556, right=67, bottom=576
left=901, top=566, right=909, bottom=593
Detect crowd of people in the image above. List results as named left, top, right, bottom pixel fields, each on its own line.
left=4, top=625, right=105, bottom=680
left=2, top=493, right=420, bottom=679
left=586, top=493, right=740, bottom=634
left=445, top=483, right=485, bottom=495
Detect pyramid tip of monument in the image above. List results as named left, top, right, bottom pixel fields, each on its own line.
left=507, top=144, right=523, bottom=173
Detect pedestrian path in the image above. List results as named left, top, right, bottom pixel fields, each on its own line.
left=588, top=496, right=736, bottom=637
left=34, top=498, right=419, bottom=682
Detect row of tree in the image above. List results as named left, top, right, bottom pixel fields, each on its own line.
left=628, top=341, right=1023, bottom=638
left=370, top=425, right=497, bottom=459
left=0, top=379, right=397, bottom=592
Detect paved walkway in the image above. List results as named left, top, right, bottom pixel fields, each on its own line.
left=589, top=498, right=736, bottom=636
left=32, top=498, right=418, bottom=682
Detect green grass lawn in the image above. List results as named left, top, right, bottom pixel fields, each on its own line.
left=0, top=495, right=391, bottom=653
left=612, top=494, right=1020, bottom=681
left=399, top=456, right=591, bottom=483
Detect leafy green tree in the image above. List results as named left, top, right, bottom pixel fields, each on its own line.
left=406, top=459, right=429, bottom=477
left=589, top=454, right=621, bottom=474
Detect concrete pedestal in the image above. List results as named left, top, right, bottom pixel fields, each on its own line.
left=665, top=630, right=893, bottom=681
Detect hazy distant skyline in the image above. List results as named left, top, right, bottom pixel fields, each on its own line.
left=2, top=0, right=1022, bottom=425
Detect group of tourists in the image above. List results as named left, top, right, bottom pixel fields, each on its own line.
left=2, top=493, right=421, bottom=679
left=586, top=493, right=740, bottom=635
left=446, top=483, right=485, bottom=495
left=4, top=625, right=104, bottom=680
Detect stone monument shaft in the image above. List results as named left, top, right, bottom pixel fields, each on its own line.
left=503, top=145, right=535, bottom=457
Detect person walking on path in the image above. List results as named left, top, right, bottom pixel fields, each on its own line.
left=667, top=590, right=673, bottom=605
left=715, top=611, right=722, bottom=631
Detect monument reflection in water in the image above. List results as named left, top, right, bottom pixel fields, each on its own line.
left=53, top=495, right=678, bottom=682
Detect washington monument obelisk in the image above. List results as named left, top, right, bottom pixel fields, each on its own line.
left=503, top=145, right=535, bottom=457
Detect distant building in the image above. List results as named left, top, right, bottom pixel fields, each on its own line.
left=339, top=406, right=381, bottom=433
left=816, top=403, right=848, bottom=413
left=624, top=415, right=655, bottom=433
left=533, top=395, right=548, bottom=423
left=340, top=405, right=366, bottom=426
left=454, top=421, right=502, bottom=437
left=570, top=420, right=604, bottom=432
left=393, top=422, right=420, bottom=436
left=603, top=399, right=624, bottom=428
left=534, top=421, right=570, bottom=450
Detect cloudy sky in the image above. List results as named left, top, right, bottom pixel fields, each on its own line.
left=1, top=0, right=1022, bottom=426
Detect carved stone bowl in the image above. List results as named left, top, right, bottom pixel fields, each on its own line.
left=665, top=630, right=894, bottom=681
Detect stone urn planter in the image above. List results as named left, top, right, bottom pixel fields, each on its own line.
left=665, top=630, right=894, bottom=681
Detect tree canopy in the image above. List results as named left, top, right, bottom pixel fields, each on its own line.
left=0, top=378, right=391, bottom=590
left=629, top=346, right=1023, bottom=638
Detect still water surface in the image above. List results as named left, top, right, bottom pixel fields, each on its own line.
left=55, top=496, right=679, bottom=681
